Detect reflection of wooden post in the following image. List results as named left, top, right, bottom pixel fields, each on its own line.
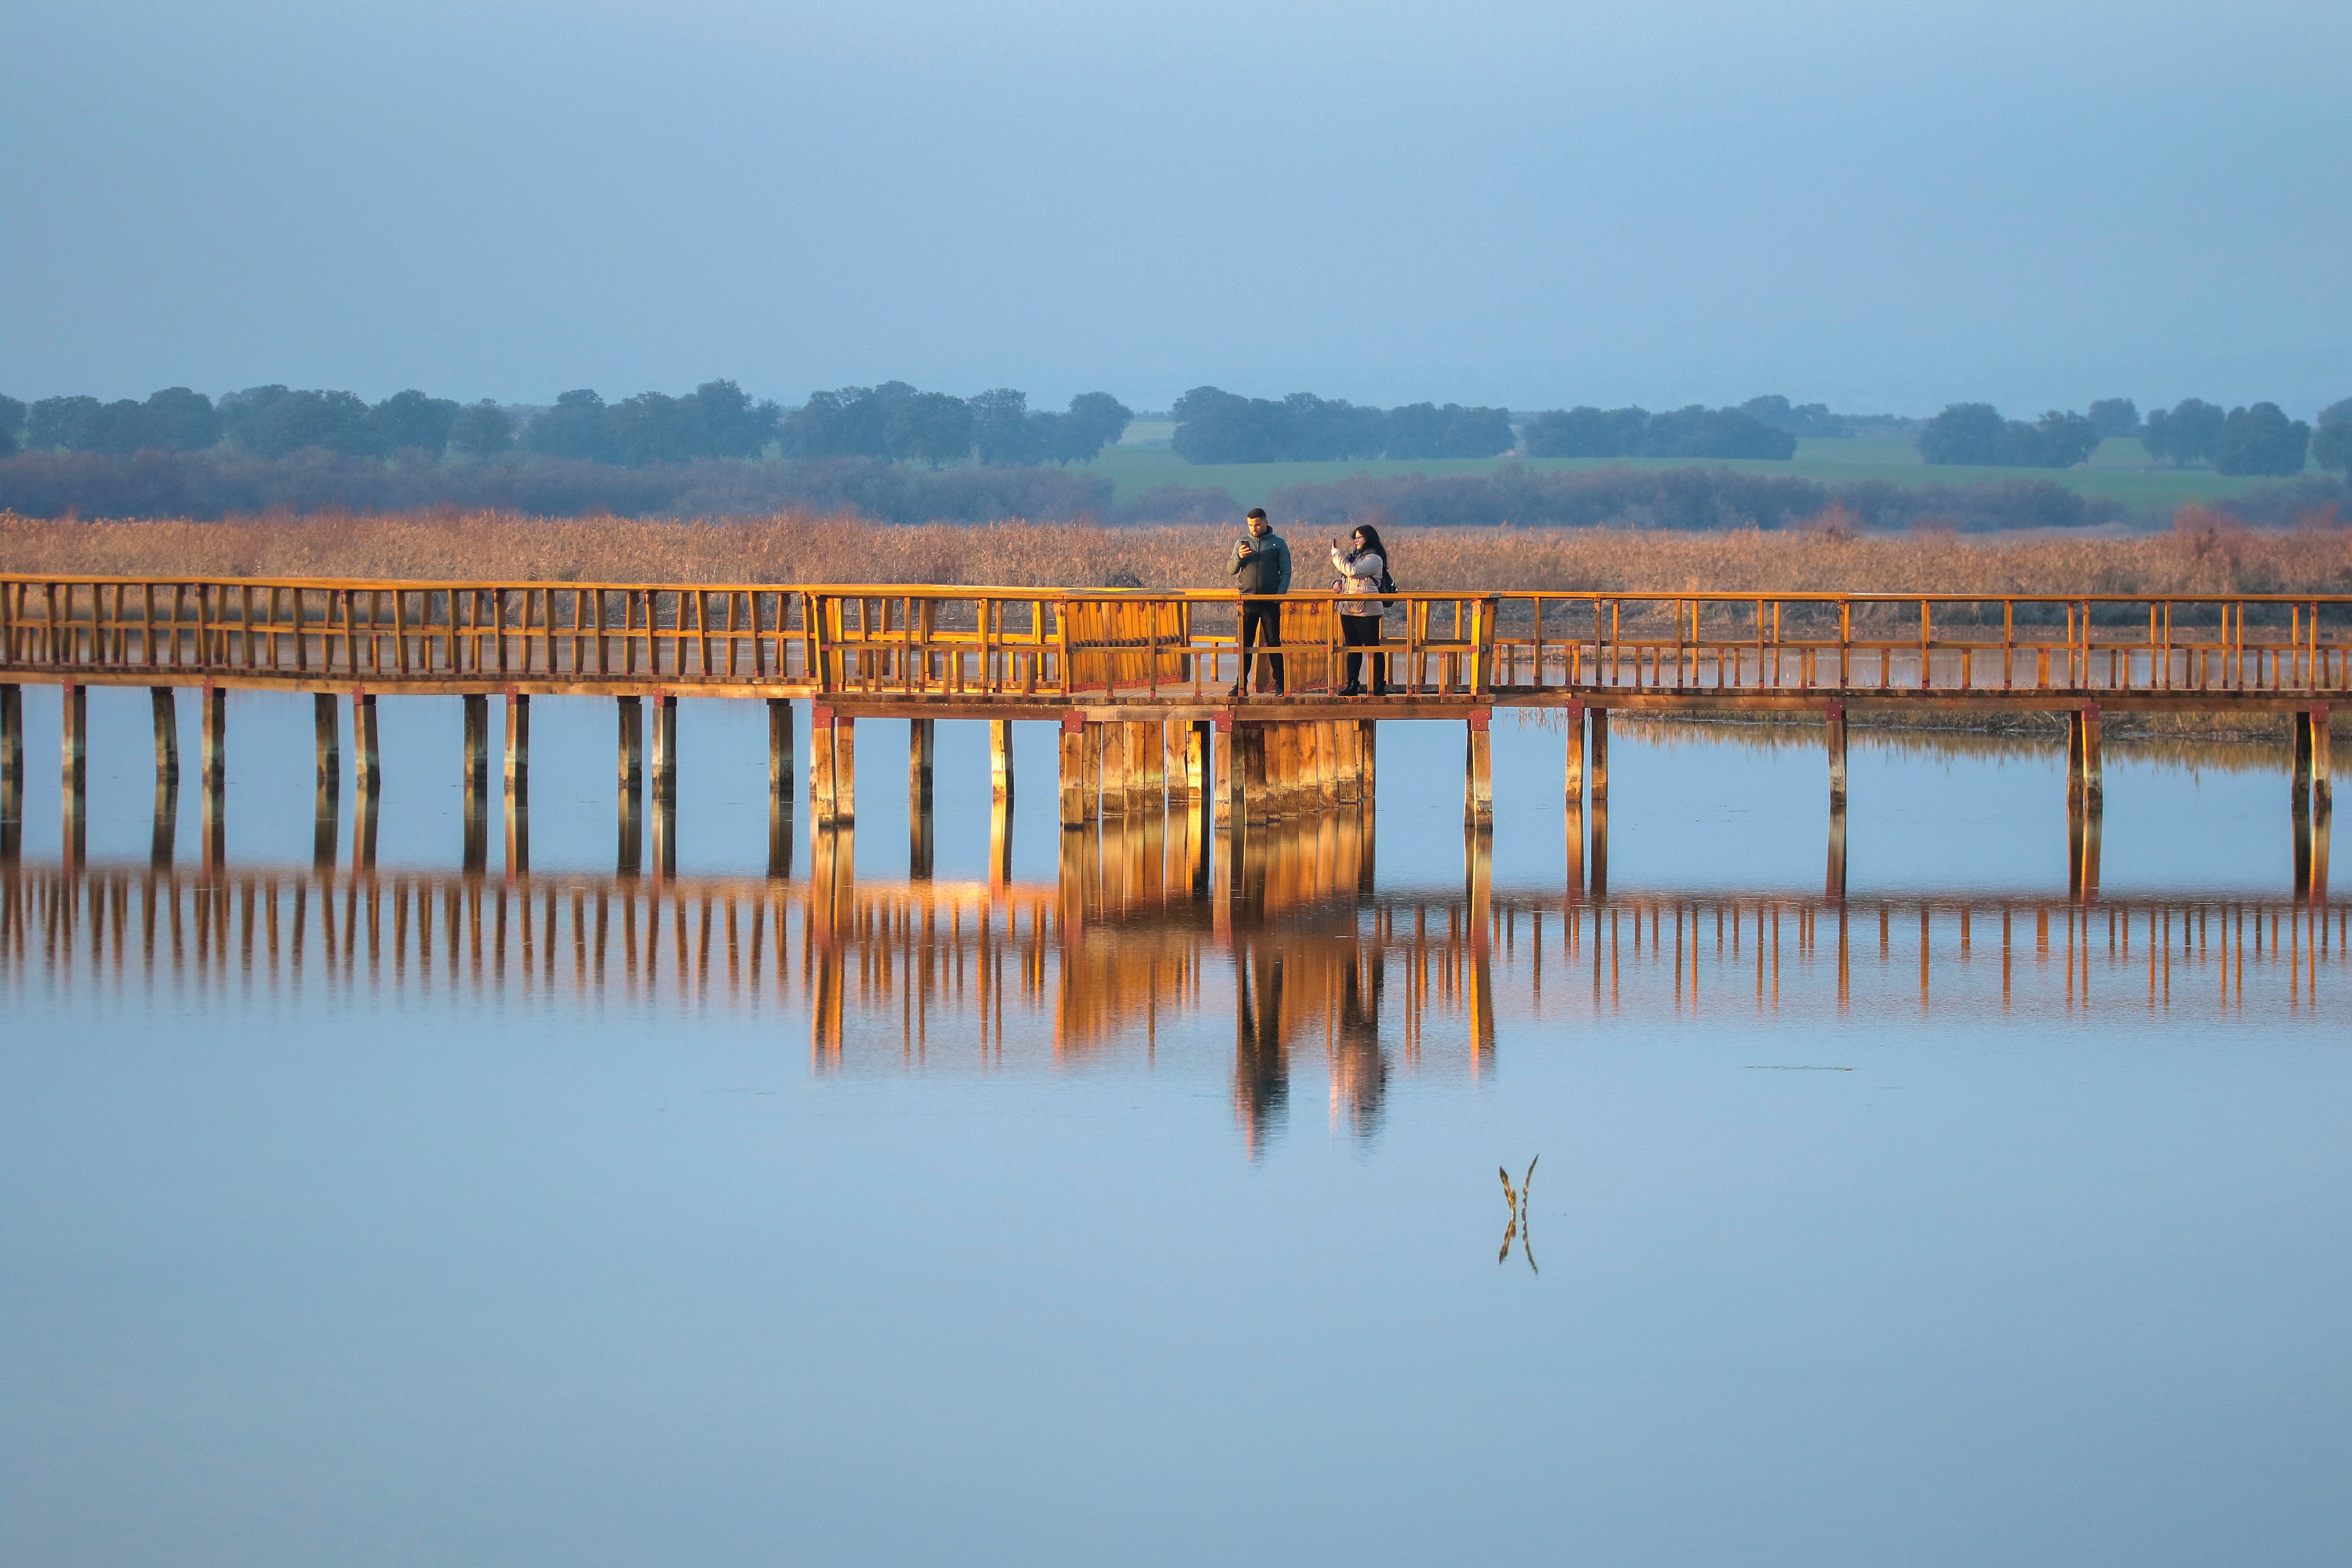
left=990, top=720, right=1014, bottom=800
left=1464, top=708, right=1494, bottom=827
left=1589, top=706, right=1609, bottom=804
left=1058, top=712, right=1087, bottom=829
left=1825, top=700, right=1847, bottom=809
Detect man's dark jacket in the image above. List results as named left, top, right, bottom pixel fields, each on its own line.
left=1228, top=531, right=1292, bottom=595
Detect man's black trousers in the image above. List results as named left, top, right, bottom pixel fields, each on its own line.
left=1239, top=602, right=1285, bottom=692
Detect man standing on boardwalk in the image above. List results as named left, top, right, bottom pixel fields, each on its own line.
left=1228, top=507, right=1292, bottom=698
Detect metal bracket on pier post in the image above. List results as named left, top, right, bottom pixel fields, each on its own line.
left=1825, top=700, right=1847, bottom=810
left=1464, top=707, right=1494, bottom=828
left=1058, top=712, right=1088, bottom=829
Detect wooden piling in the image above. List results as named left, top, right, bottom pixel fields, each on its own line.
left=1097, top=723, right=1128, bottom=818
left=154, top=689, right=181, bottom=787
left=1359, top=719, right=1376, bottom=802
left=353, top=692, right=380, bottom=793
left=1083, top=721, right=1108, bottom=821
left=1825, top=700, right=1847, bottom=809
left=2312, top=703, right=2332, bottom=813
left=0, top=684, right=21, bottom=796
left=1058, top=712, right=1087, bottom=829
left=618, top=695, right=644, bottom=799
left=1827, top=802, right=1848, bottom=901
left=1212, top=713, right=1240, bottom=831
left=1464, top=708, right=1494, bottom=828
left=1316, top=720, right=1341, bottom=809
left=462, top=694, right=489, bottom=790
left=909, top=717, right=935, bottom=809
left=503, top=692, right=529, bottom=795
left=1138, top=721, right=1165, bottom=809
left=1590, top=706, right=1609, bottom=803
left=312, top=692, right=338, bottom=791
left=989, top=720, right=1014, bottom=800
left=2293, top=708, right=2315, bottom=812
left=1184, top=720, right=1207, bottom=802
left=61, top=681, right=86, bottom=787
left=1563, top=699, right=1584, bottom=806
left=768, top=698, right=794, bottom=797
left=199, top=684, right=225, bottom=789
left=827, top=711, right=852, bottom=825
left=807, top=702, right=833, bottom=821
left=650, top=694, right=678, bottom=803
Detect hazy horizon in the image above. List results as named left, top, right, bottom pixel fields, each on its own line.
left=4, top=0, right=2345, bottom=419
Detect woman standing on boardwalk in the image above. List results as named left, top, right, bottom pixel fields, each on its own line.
left=1330, top=524, right=1390, bottom=696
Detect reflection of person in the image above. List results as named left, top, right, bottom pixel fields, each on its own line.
left=1328, top=524, right=1389, bottom=696
left=1334, top=952, right=1388, bottom=1139
left=1227, top=508, right=1291, bottom=698
left=1233, top=947, right=1289, bottom=1154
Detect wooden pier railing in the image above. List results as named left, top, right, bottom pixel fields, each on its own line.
left=5, top=574, right=2348, bottom=710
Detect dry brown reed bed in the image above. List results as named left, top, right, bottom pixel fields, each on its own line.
left=3, top=501, right=2347, bottom=601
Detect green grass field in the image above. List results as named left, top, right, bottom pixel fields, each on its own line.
left=1094, top=433, right=2298, bottom=512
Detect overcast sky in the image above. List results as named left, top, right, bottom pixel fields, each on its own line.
left=4, top=0, right=2345, bottom=417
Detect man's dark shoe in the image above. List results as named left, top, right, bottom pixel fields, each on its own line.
left=1339, top=682, right=1363, bottom=697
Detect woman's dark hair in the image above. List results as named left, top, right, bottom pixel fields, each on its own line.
left=1349, top=523, right=1387, bottom=561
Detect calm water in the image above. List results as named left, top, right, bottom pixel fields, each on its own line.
left=3, top=686, right=2347, bottom=1568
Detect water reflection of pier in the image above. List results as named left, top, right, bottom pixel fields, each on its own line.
left=8, top=828, right=2342, bottom=1138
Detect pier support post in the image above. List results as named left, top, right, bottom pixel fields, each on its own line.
left=353, top=691, right=380, bottom=794
left=61, top=682, right=85, bottom=870
left=909, top=717, right=935, bottom=811
left=1359, top=719, right=1376, bottom=803
left=1212, top=713, right=1240, bottom=832
left=199, top=685, right=226, bottom=878
left=649, top=694, right=677, bottom=803
left=1590, top=706, right=1609, bottom=804
left=1316, top=720, right=1341, bottom=809
left=313, top=693, right=340, bottom=791
left=1184, top=720, right=1207, bottom=802
left=2068, top=703, right=2103, bottom=810
left=1140, top=720, right=1166, bottom=808
left=618, top=695, right=644, bottom=803
left=1589, top=796, right=1609, bottom=898
left=1464, top=708, right=1493, bottom=828
left=1827, top=802, right=1848, bottom=901
left=1825, top=700, right=1847, bottom=809
left=990, top=720, right=1014, bottom=800
left=989, top=794, right=1013, bottom=884
left=503, top=692, right=529, bottom=795
left=1058, top=713, right=1088, bottom=829
left=61, top=680, right=87, bottom=791
left=768, top=698, right=794, bottom=796
left=462, top=693, right=489, bottom=793
left=909, top=717, right=935, bottom=880
left=151, top=763, right=177, bottom=869
left=1563, top=700, right=1585, bottom=807
left=154, top=688, right=180, bottom=788
left=352, top=775, right=379, bottom=873
left=0, top=685, right=21, bottom=860
left=2314, top=704, right=2333, bottom=816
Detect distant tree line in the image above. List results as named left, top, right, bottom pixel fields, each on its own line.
left=1917, top=396, right=2330, bottom=477
left=0, top=381, right=1132, bottom=471
left=1169, top=388, right=1519, bottom=463
left=1520, top=404, right=1796, bottom=460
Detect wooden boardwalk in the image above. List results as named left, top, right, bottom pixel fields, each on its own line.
left=1, top=572, right=2338, bottom=848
